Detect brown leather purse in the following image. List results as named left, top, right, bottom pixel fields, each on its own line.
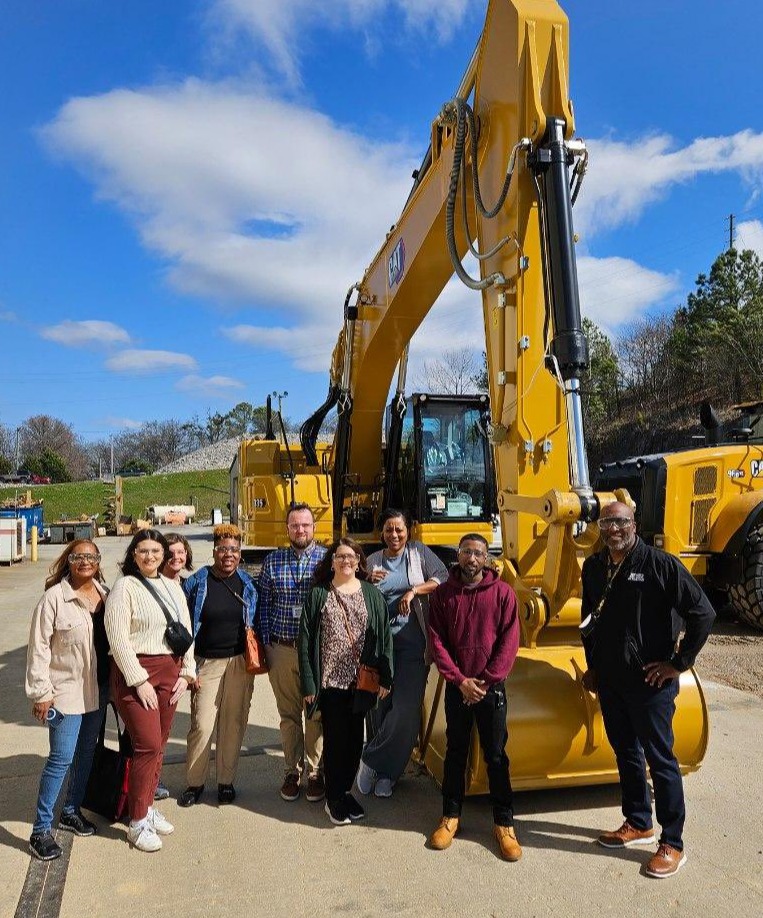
left=244, top=626, right=268, bottom=675
left=215, top=573, right=269, bottom=674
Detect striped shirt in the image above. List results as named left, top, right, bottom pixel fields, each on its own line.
left=105, top=575, right=195, bottom=687
left=258, top=543, right=327, bottom=642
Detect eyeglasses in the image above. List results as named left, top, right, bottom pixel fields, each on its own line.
left=135, top=548, right=164, bottom=556
left=599, top=517, right=634, bottom=530
left=70, top=553, right=101, bottom=564
left=333, top=553, right=358, bottom=561
left=458, top=547, right=486, bottom=558
left=214, top=546, right=241, bottom=555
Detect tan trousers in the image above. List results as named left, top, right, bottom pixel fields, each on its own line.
left=266, top=643, right=323, bottom=777
left=186, top=654, right=255, bottom=787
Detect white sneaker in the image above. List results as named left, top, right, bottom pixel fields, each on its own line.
left=355, top=759, right=376, bottom=796
left=374, top=777, right=394, bottom=798
left=128, top=822, right=162, bottom=852
left=148, top=807, right=174, bottom=836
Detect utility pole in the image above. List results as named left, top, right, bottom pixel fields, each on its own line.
left=728, top=212, right=735, bottom=250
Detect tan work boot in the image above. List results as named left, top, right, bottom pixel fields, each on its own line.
left=429, top=817, right=460, bottom=850
left=494, top=825, right=522, bottom=861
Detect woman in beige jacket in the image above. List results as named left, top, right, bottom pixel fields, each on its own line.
left=25, top=540, right=110, bottom=861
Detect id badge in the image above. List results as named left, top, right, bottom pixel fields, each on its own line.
left=291, top=605, right=303, bottom=619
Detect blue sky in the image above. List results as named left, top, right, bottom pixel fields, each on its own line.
left=2, top=0, right=762, bottom=442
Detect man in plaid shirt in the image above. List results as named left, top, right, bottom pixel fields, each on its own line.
left=259, top=503, right=327, bottom=803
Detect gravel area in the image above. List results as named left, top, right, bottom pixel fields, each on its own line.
left=157, top=438, right=239, bottom=473
left=696, top=617, right=763, bottom=698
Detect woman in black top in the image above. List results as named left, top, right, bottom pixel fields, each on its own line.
left=178, top=524, right=259, bottom=807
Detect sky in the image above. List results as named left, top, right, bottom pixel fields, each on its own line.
left=2, top=0, right=763, bottom=443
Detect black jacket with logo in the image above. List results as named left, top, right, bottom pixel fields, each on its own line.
left=581, top=537, right=715, bottom=688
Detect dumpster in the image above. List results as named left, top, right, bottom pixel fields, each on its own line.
left=49, top=520, right=95, bottom=544
left=0, top=504, right=43, bottom=541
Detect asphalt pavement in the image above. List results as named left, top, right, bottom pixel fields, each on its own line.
left=0, top=526, right=761, bottom=918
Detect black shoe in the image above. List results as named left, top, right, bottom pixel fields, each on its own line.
left=29, top=832, right=62, bottom=861
left=218, top=784, right=236, bottom=805
left=344, top=793, right=366, bottom=821
left=324, top=799, right=351, bottom=826
left=58, top=811, right=97, bottom=837
left=154, top=781, right=170, bottom=801
left=178, top=785, right=204, bottom=808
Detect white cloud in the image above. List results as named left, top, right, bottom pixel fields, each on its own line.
left=40, top=319, right=131, bottom=347
left=105, top=349, right=197, bottom=374
left=102, top=416, right=144, bottom=430
left=42, top=81, right=415, bottom=315
left=175, top=373, right=244, bottom=394
left=577, top=256, right=680, bottom=330
left=736, top=219, right=763, bottom=259
left=210, top=0, right=476, bottom=84
left=577, top=131, right=763, bottom=239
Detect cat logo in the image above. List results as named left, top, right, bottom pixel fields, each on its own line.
left=388, top=238, right=406, bottom=288
left=751, top=461, right=763, bottom=478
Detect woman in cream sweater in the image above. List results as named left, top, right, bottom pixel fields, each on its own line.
left=105, top=529, right=195, bottom=853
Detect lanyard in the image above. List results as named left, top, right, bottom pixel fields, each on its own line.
left=289, top=546, right=313, bottom=589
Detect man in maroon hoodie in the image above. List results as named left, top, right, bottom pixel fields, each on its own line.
left=427, top=534, right=521, bottom=861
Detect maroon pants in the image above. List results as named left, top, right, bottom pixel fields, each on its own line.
left=111, top=655, right=181, bottom=821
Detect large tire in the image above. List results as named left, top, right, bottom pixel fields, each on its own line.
left=727, top=524, right=763, bottom=629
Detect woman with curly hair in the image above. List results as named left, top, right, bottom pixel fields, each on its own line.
left=25, top=539, right=110, bottom=860
left=178, top=524, right=260, bottom=808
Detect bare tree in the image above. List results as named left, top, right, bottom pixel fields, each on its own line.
left=415, top=347, right=480, bottom=394
left=617, top=317, right=677, bottom=414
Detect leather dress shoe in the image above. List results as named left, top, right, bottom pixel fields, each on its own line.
left=645, top=843, right=687, bottom=878
left=597, top=820, right=656, bottom=848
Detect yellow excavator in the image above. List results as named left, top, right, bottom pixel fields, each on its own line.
left=231, top=0, right=709, bottom=791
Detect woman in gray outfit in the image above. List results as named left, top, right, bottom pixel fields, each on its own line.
left=356, top=509, right=448, bottom=797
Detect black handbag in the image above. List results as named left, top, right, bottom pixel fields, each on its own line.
left=137, top=575, right=193, bottom=655
left=82, top=702, right=133, bottom=822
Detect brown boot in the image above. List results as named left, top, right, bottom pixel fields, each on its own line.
left=429, top=817, right=460, bottom=850
left=645, top=843, right=686, bottom=878
left=494, top=825, right=522, bottom=861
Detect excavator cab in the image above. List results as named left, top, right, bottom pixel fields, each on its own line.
left=385, top=393, right=495, bottom=558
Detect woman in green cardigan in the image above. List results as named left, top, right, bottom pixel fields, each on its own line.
left=299, top=537, right=393, bottom=826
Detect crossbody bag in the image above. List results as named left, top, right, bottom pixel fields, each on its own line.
left=136, top=575, right=193, bottom=656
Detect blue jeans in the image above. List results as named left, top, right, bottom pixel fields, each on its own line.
left=33, top=688, right=108, bottom=835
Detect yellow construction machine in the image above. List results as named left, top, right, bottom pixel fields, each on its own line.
left=595, top=400, right=763, bottom=630
left=232, top=0, right=710, bottom=790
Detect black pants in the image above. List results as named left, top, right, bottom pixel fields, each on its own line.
left=319, top=688, right=364, bottom=803
left=598, top=679, right=685, bottom=850
left=442, top=682, right=514, bottom=826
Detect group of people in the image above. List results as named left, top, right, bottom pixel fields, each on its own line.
left=24, top=500, right=715, bottom=878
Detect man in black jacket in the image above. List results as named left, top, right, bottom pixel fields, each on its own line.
left=581, top=501, right=715, bottom=879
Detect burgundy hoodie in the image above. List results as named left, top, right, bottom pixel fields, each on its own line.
left=428, top=566, right=519, bottom=686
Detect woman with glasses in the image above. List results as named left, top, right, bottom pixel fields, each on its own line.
left=299, top=538, right=393, bottom=826
left=25, top=540, right=110, bottom=860
left=178, top=524, right=259, bottom=808
left=358, top=509, right=448, bottom=798
left=105, top=529, right=195, bottom=852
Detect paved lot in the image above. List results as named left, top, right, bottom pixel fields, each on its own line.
left=1, top=527, right=762, bottom=918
